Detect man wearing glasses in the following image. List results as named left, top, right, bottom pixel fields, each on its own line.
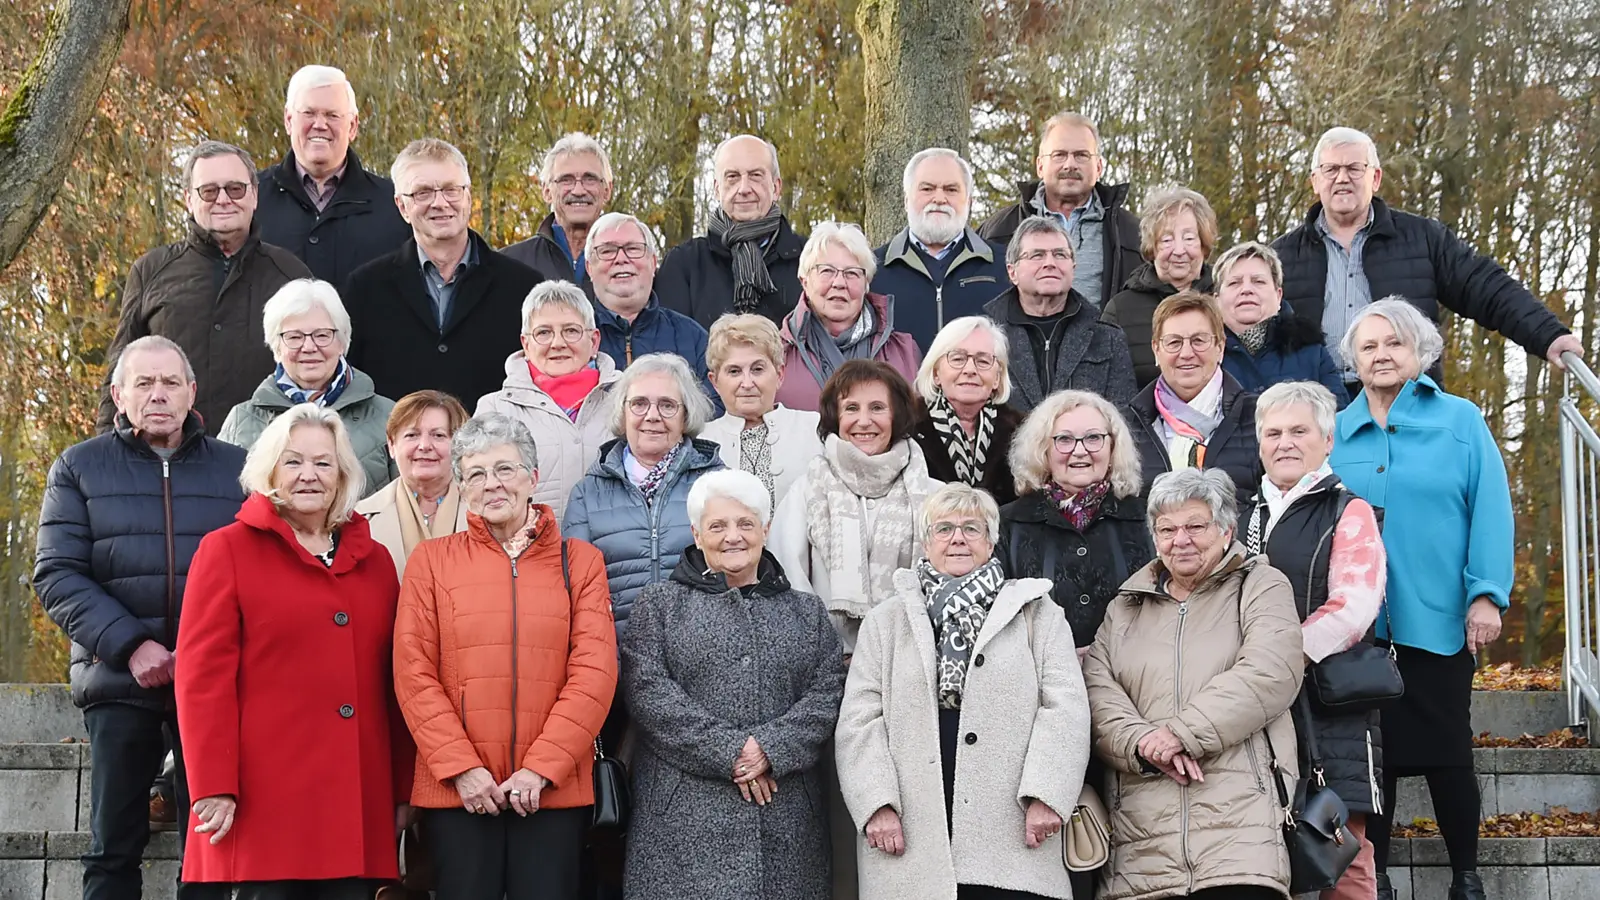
left=344, top=138, right=544, bottom=404
left=1274, top=126, right=1582, bottom=395
left=98, top=141, right=312, bottom=432
left=502, top=132, right=614, bottom=288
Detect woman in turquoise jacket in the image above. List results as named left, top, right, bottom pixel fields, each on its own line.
left=1330, top=298, right=1512, bottom=900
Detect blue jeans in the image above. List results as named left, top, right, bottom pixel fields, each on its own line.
left=82, top=703, right=189, bottom=900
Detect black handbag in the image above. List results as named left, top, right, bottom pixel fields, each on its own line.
left=1264, top=696, right=1361, bottom=894
left=562, top=540, right=632, bottom=831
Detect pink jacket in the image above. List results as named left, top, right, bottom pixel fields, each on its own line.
left=775, top=291, right=923, bottom=412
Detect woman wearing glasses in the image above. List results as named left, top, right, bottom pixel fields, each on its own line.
left=219, top=278, right=396, bottom=498
left=775, top=222, right=921, bottom=412
left=909, top=316, right=1024, bottom=506
left=477, top=280, right=622, bottom=522
left=1126, top=291, right=1260, bottom=504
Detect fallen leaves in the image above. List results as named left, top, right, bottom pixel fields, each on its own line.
left=1474, top=727, right=1588, bottom=748
left=1395, top=808, right=1600, bottom=838
left=1474, top=663, right=1563, bottom=691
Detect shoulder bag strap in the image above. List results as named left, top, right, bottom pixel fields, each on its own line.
left=562, top=538, right=607, bottom=762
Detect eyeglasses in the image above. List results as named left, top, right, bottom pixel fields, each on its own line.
left=1154, top=520, right=1216, bottom=542
left=930, top=521, right=987, bottom=541
left=1052, top=432, right=1108, bottom=453
left=402, top=185, right=468, bottom=204
left=552, top=174, right=607, bottom=189
left=1018, top=248, right=1073, bottom=263
left=1158, top=333, right=1218, bottom=354
left=1043, top=150, right=1097, bottom=164
left=810, top=264, right=867, bottom=284
left=526, top=325, right=589, bottom=345
left=279, top=329, right=339, bottom=350
left=627, top=397, right=682, bottom=418
left=194, top=182, right=250, bottom=203
left=943, top=350, right=997, bottom=371
left=1316, top=162, right=1370, bottom=181
left=462, top=462, right=528, bottom=489
left=594, top=243, right=650, bottom=262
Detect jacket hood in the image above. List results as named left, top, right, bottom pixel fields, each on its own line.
left=982, top=284, right=1092, bottom=326
left=234, top=491, right=379, bottom=574
left=243, top=364, right=380, bottom=412
left=495, top=350, right=621, bottom=407
left=1121, top=540, right=1255, bottom=600
left=113, top=410, right=210, bottom=457
left=1011, top=179, right=1133, bottom=214
left=1123, top=260, right=1215, bottom=295
left=670, top=545, right=791, bottom=596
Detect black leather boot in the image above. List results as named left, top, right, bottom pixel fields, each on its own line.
left=1448, top=870, right=1487, bottom=900
left=1375, top=871, right=1396, bottom=900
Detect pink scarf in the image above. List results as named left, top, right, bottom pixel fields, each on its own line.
left=530, top=361, right=601, bottom=421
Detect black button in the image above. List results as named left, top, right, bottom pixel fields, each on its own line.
left=974, top=654, right=985, bottom=667
left=1076, top=546, right=1088, bottom=557
left=1387, top=425, right=1396, bottom=433
left=213, top=323, right=223, bottom=331
left=1376, top=465, right=1386, bottom=473
left=308, top=236, right=320, bottom=245
left=338, top=704, right=354, bottom=718
left=1079, top=593, right=1091, bottom=605
left=437, top=344, right=448, bottom=353
left=333, top=612, right=349, bottom=626
left=964, top=733, right=977, bottom=745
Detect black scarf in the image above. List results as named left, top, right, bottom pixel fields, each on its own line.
left=916, top=556, right=1008, bottom=710
left=927, top=391, right=996, bottom=486
left=708, top=205, right=784, bottom=313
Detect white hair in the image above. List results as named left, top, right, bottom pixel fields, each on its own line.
left=914, top=315, right=1012, bottom=405
left=900, top=148, right=976, bottom=202
left=284, top=65, right=358, bottom=117
left=240, top=403, right=365, bottom=527
left=111, top=335, right=196, bottom=388
left=688, top=470, right=773, bottom=527
left=798, top=222, right=877, bottom=282
left=390, top=138, right=471, bottom=196
left=520, top=280, right=596, bottom=332
left=609, top=353, right=715, bottom=438
left=262, top=279, right=353, bottom=357
left=585, top=212, right=660, bottom=260
left=1255, top=381, right=1338, bottom=440
left=1005, top=215, right=1075, bottom=265
left=1339, top=297, right=1443, bottom=377
left=1311, top=127, right=1381, bottom=173
left=1040, top=111, right=1102, bottom=151
left=1147, top=469, right=1239, bottom=535
left=540, top=132, right=613, bottom=184
left=712, top=135, right=782, bottom=182
left=451, top=412, right=540, bottom=479
left=921, top=483, right=1001, bottom=544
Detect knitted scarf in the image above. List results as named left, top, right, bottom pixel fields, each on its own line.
left=1153, top=368, right=1224, bottom=470
left=926, top=391, right=996, bottom=486
left=916, top=556, right=1008, bottom=710
left=396, top=481, right=463, bottom=560
left=530, top=360, right=601, bottom=421
left=1236, top=321, right=1271, bottom=355
left=275, top=358, right=351, bottom=407
left=795, top=298, right=877, bottom=389
left=1043, top=478, right=1112, bottom=531
left=708, top=205, right=784, bottom=313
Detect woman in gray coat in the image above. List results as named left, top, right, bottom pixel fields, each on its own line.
left=621, top=469, right=846, bottom=900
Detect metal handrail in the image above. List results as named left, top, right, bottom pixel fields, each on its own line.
left=1561, top=352, right=1600, bottom=728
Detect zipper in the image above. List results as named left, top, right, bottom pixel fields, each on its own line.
left=508, top=554, right=521, bottom=767
left=1245, top=734, right=1266, bottom=793
left=161, top=460, right=176, bottom=647
left=460, top=688, right=469, bottom=739
left=1174, top=598, right=1194, bottom=893
left=935, top=284, right=945, bottom=331
left=1368, top=730, right=1382, bottom=814
left=625, top=332, right=634, bottom=366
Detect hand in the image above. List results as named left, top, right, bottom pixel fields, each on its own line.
left=193, top=795, right=236, bottom=845
left=1466, top=597, right=1504, bottom=653
left=1546, top=334, right=1584, bottom=370
left=734, top=736, right=771, bottom=784
left=129, top=640, right=175, bottom=688
left=454, top=766, right=507, bottom=815
left=1136, top=725, right=1185, bottom=769
left=739, top=772, right=779, bottom=805
left=865, top=805, right=905, bottom=855
left=498, top=768, right=548, bottom=817
left=1024, top=799, right=1064, bottom=848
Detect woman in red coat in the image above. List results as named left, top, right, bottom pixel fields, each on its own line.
left=177, top=403, right=414, bottom=899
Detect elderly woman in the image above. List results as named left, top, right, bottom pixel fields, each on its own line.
left=1215, top=241, right=1348, bottom=407
left=910, top=315, right=1023, bottom=506
left=701, top=313, right=823, bottom=511
left=1081, top=468, right=1304, bottom=900
left=355, top=390, right=471, bottom=577
left=564, top=352, right=724, bottom=635
left=477, top=280, right=622, bottom=521
left=177, top=404, right=411, bottom=896
left=775, top=221, right=922, bottom=412
left=1126, top=291, right=1260, bottom=503
left=621, top=470, right=845, bottom=900
left=218, top=278, right=395, bottom=497
left=1331, top=299, right=1512, bottom=900
left=836, top=483, right=1090, bottom=900
left=1242, top=381, right=1387, bottom=900
left=1101, top=186, right=1218, bottom=387
left=394, top=412, right=618, bottom=900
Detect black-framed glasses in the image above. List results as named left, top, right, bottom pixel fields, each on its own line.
left=943, top=350, right=997, bottom=371
left=627, top=397, right=681, bottom=418
left=526, top=325, right=589, bottom=346
left=1316, top=162, right=1370, bottom=181
left=279, top=329, right=339, bottom=350
left=402, top=185, right=468, bottom=204
left=1052, top=432, right=1108, bottom=453
left=462, top=462, right=528, bottom=489
left=593, top=243, right=650, bottom=262
left=194, top=182, right=250, bottom=203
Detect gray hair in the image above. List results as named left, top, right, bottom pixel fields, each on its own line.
left=687, top=470, right=773, bottom=527
left=915, top=315, right=1011, bottom=405
left=798, top=222, right=877, bottom=282
left=901, top=148, right=976, bottom=201
left=585, top=212, right=660, bottom=261
left=520, top=280, right=596, bottom=332
left=262, top=279, right=353, bottom=357
left=1146, top=469, right=1239, bottom=535
left=712, top=134, right=782, bottom=182
left=1040, top=111, right=1102, bottom=151
left=239, top=403, right=365, bottom=527
left=1009, top=389, right=1143, bottom=498
left=1339, top=297, right=1443, bottom=376
left=610, top=353, right=715, bottom=438
left=1255, top=381, right=1338, bottom=441
left=183, top=140, right=257, bottom=190
left=540, top=132, right=613, bottom=184
left=390, top=138, right=471, bottom=196
left=111, top=335, right=196, bottom=388
left=921, top=483, right=1001, bottom=544
left=451, top=412, right=540, bottom=481
left=1214, top=241, right=1284, bottom=292
left=284, top=65, right=358, bottom=116
left=1312, top=126, right=1381, bottom=173
left=1006, top=215, right=1075, bottom=266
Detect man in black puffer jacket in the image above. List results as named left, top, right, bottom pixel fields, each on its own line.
left=36, top=336, right=247, bottom=900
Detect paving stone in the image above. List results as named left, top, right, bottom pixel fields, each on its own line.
left=1498, top=773, right=1600, bottom=814
left=43, top=833, right=176, bottom=862
left=1549, top=866, right=1600, bottom=899
left=0, top=859, right=44, bottom=900
left=1389, top=866, right=1414, bottom=900
left=0, top=773, right=77, bottom=833
left=42, top=859, right=177, bottom=900
left=1495, top=748, right=1600, bottom=774
left=0, top=835, right=43, bottom=861
left=0, top=747, right=78, bottom=772
left=1473, top=690, right=1572, bottom=739
left=1393, top=772, right=1497, bottom=823
left=1411, top=836, right=1545, bottom=866
left=1411, top=865, right=1549, bottom=899
left=1387, top=837, right=1411, bottom=865
left=0, top=687, right=83, bottom=746
left=1548, top=837, right=1600, bottom=865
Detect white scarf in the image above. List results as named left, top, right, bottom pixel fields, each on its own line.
left=1259, top=461, right=1334, bottom=540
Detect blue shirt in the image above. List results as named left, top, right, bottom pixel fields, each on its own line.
left=1316, top=208, right=1375, bottom=379
left=550, top=221, right=587, bottom=284
left=418, top=240, right=478, bottom=329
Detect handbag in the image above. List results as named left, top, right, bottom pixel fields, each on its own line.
left=1264, top=696, right=1361, bottom=894
left=1063, top=784, right=1111, bottom=872
left=374, top=820, right=433, bottom=900
left=562, top=539, right=632, bottom=831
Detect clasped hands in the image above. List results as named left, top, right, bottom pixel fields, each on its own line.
left=734, top=735, right=778, bottom=806
left=454, top=766, right=548, bottom=816
left=866, top=798, right=1063, bottom=856
left=1138, top=725, right=1204, bottom=785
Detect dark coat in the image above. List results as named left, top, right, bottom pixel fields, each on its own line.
left=1127, top=370, right=1260, bottom=505
left=96, top=219, right=312, bottom=432
left=1272, top=197, right=1570, bottom=361
left=870, top=227, right=1011, bottom=351
left=656, top=217, right=807, bottom=328
left=982, top=287, right=1137, bottom=414
left=500, top=212, right=592, bottom=291
left=594, top=292, right=718, bottom=411
left=621, top=548, right=844, bottom=900
left=33, top=413, right=248, bottom=710
left=998, top=491, right=1154, bottom=647
left=343, top=232, right=545, bottom=404
left=1222, top=310, right=1351, bottom=409
left=977, top=180, right=1144, bottom=309
left=255, top=149, right=412, bottom=287
left=1100, top=262, right=1216, bottom=389
left=908, top=401, right=1023, bottom=506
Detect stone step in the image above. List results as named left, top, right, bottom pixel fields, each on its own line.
left=0, top=686, right=85, bottom=744
left=1393, top=747, right=1600, bottom=824
left=0, top=832, right=177, bottom=900
left=1472, top=690, right=1574, bottom=739
left=1386, top=837, right=1600, bottom=900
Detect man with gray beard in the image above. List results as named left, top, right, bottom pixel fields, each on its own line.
left=872, top=148, right=1010, bottom=351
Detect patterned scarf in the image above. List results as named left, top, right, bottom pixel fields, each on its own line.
left=1153, top=367, right=1224, bottom=469
left=926, top=391, right=996, bottom=486
left=275, top=357, right=351, bottom=407
left=530, top=360, right=601, bottom=422
left=708, top=205, right=784, bottom=313
left=1043, top=479, right=1112, bottom=531
left=916, top=556, right=1008, bottom=710
left=795, top=298, right=877, bottom=389
left=637, top=440, right=687, bottom=507
left=1236, top=321, right=1270, bottom=354
left=739, top=422, right=775, bottom=507
left=312, top=529, right=341, bottom=568
left=500, top=502, right=541, bottom=559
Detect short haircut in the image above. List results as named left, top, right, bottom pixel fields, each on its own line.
left=284, top=65, right=358, bottom=116
left=111, top=335, right=196, bottom=388
left=240, top=403, right=365, bottom=527
left=688, top=469, right=773, bottom=527
left=262, top=279, right=353, bottom=356
left=816, top=359, right=917, bottom=445
left=901, top=147, right=975, bottom=201
left=1009, top=389, right=1143, bottom=498
left=1147, top=468, right=1239, bottom=536
left=706, top=313, right=784, bottom=374
left=520, top=280, right=596, bottom=332
left=921, top=482, right=1001, bottom=544
left=1312, top=126, right=1381, bottom=173
left=1214, top=241, right=1284, bottom=292
left=451, top=412, right=540, bottom=479
left=610, top=352, right=715, bottom=438
left=915, top=315, right=1012, bottom=405
left=1151, top=290, right=1225, bottom=345
left=712, top=134, right=782, bottom=182
left=1255, top=381, right=1338, bottom=441
left=540, top=132, right=613, bottom=184
left=1039, top=111, right=1102, bottom=152
left=390, top=138, right=471, bottom=196
left=1138, top=185, right=1219, bottom=260
left=799, top=222, right=877, bottom=282
left=1005, top=215, right=1075, bottom=266
left=585, top=212, right=660, bottom=261
left=385, top=391, right=470, bottom=445
left=183, top=140, right=256, bottom=189
left=1340, top=297, right=1443, bottom=376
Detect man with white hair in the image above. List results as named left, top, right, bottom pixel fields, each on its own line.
left=657, top=134, right=808, bottom=328
left=502, top=132, right=614, bottom=287
left=1274, top=125, right=1581, bottom=394
left=871, top=147, right=1010, bottom=351
left=255, top=64, right=411, bottom=286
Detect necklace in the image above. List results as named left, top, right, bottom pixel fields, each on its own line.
left=413, top=487, right=445, bottom=526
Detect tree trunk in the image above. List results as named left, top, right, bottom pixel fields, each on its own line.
left=856, top=0, right=980, bottom=244
left=0, top=0, right=130, bottom=273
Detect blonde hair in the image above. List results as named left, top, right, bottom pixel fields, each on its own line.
left=390, top=138, right=470, bottom=196
left=913, top=316, right=1012, bottom=405
left=1009, top=390, right=1143, bottom=498
left=707, top=313, right=784, bottom=374
left=1138, top=185, right=1219, bottom=261
left=921, top=483, right=1001, bottom=544
left=240, top=404, right=365, bottom=529
left=1214, top=241, right=1284, bottom=292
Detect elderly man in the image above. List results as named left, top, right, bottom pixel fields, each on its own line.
left=979, top=112, right=1143, bottom=308
left=255, top=65, right=410, bottom=286
left=982, top=216, right=1136, bottom=413
left=871, top=147, right=1011, bottom=350
left=502, top=132, right=614, bottom=287
left=657, top=134, right=807, bottom=328
left=98, top=141, right=312, bottom=432
left=38, top=337, right=248, bottom=900
left=344, top=138, right=544, bottom=403
left=1275, top=126, right=1582, bottom=394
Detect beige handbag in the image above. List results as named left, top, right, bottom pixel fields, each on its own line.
left=1063, top=784, right=1111, bottom=871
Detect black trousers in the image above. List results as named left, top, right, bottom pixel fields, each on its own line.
left=82, top=703, right=189, bottom=900
left=1186, top=887, right=1283, bottom=899
left=958, top=885, right=1051, bottom=899
left=184, top=878, right=374, bottom=900
left=426, top=805, right=589, bottom=900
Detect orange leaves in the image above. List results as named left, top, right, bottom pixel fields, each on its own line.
left=1474, top=663, right=1563, bottom=692
left=1396, top=809, right=1600, bottom=838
